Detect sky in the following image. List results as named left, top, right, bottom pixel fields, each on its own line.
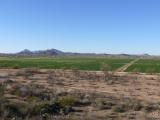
left=0, top=0, right=160, bottom=55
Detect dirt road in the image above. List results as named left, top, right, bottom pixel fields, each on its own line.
left=116, top=58, right=139, bottom=72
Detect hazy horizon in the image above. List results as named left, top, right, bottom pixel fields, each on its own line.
left=0, top=0, right=160, bottom=55
left=0, top=48, right=154, bottom=56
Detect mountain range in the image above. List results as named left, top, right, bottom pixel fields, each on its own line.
left=17, top=49, right=64, bottom=56
left=0, top=49, right=153, bottom=58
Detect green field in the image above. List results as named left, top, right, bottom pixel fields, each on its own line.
left=0, top=57, right=132, bottom=71
left=126, top=59, right=160, bottom=73
left=1, top=57, right=160, bottom=73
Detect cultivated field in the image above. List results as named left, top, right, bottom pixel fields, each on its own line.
left=1, top=57, right=160, bottom=73
left=126, top=59, right=160, bottom=73
left=0, top=57, right=132, bottom=71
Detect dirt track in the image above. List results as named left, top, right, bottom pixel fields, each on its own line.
left=116, top=58, right=139, bottom=72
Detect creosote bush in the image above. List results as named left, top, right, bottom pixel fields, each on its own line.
left=58, top=96, right=77, bottom=107
left=112, top=104, right=127, bottom=113
left=2, top=101, right=29, bottom=119
left=112, top=100, right=143, bottom=113
left=95, top=99, right=115, bottom=110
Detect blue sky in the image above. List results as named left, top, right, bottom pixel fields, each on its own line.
left=0, top=0, right=160, bottom=55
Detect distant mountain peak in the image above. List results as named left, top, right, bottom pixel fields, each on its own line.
left=18, top=49, right=32, bottom=55
left=21, top=49, right=31, bottom=52
left=17, top=49, right=64, bottom=56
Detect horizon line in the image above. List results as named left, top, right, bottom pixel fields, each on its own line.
left=0, top=48, right=157, bottom=56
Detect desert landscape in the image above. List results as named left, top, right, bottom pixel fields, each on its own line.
left=1, top=0, right=160, bottom=119
left=0, top=57, right=160, bottom=119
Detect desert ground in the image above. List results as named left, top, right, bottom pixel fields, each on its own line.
left=0, top=68, right=160, bottom=120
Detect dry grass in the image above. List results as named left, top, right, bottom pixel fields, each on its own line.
left=0, top=69, right=160, bottom=119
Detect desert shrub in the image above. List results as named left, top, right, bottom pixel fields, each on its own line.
left=0, top=84, right=5, bottom=96
left=4, top=79, right=14, bottom=84
left=129, top=101, right=142, bottom=111
left=144, top=105, right=156, bottom=112
left=95, top=99, right=115, bottom=110
left=10, top=84, right=51, bottom=101
left=3, top=102, right=28, bottom=119
left=40, top=102, right=61, bottom=115
left=29, top=103, right=46, bottom=116
left=29, top=102, right=62, bottom=117
left=144, top=103, right=160, bottom=112
left=58, top=96, right=77, bottom=107
left=121, top=98, right=142, bottom=111
left=112, top=104, right=127, bottom=113
left=62, top=106, right=74, bottom=115
left=0, top=101, right=73, bottom=120
left=10, top=86, right=23, bottom=97
left=0, top=84, right=6, bottom=117
left=112, top=99, right=142, bottom=113
left=27, top=96, right=40, bottom=102
left=75, top=98, right=91, bottom=106
left=57, top=96, right=78, bottom=115
left=15, top=68, right=36, bottom=77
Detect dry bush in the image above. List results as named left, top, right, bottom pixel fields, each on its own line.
left=112, top=98, right=142, bottom=113
left=58, top=96, right=77, bottom=107
left=144, top=102, right=160, bottom=112
left=94, top=99, right=115, bottom=110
